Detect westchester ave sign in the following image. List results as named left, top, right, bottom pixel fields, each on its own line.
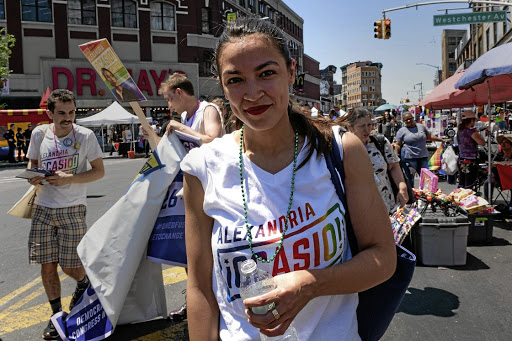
left=434, top=11, right=507, bottom=26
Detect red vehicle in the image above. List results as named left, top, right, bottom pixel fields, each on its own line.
left=0, top=109, right=49, bottom=159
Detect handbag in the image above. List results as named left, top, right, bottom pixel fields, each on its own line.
left=326, top=127, right=416, bottom=341
left=370, top=135, right=415, bottom=204
left=7, top=185, right=39, bottom=219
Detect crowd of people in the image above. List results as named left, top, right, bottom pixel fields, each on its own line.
left=12, top=16, right=512, bottom=341
left=2, top=123, right=34, bottom=163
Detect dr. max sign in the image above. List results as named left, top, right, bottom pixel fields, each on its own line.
left=434, top=11, right=507, bottom=26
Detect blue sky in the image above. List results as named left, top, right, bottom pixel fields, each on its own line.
left=287, top=0, right=471, bottom=105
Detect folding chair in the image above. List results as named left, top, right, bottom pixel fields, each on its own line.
left=495, top=164, right=512, bottom=208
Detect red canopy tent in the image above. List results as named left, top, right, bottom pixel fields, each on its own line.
left=419, top=69, right=512, bottom=110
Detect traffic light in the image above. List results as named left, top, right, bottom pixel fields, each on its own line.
left=374, top=20, right=383, bottom=39
left=384, top=18, right=391, bottom=39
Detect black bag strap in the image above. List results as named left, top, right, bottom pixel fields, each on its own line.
left=326, top=128, right=360, bottom=255
left=370, top=134, right=387, bottom=161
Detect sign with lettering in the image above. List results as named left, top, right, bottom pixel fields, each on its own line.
left=52, top=285, right=114, bottom=341
left=146, top=131, right=201, bottom=266
left=40, top=59, right=199, bottom=102
left=433, top=11, right=507, bottom=26
left=79, top=39, right=146, bottom=103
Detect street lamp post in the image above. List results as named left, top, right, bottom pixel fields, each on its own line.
left=416, top=63, right=441, bottom=86
left=413, top=82, right=424, bottom=101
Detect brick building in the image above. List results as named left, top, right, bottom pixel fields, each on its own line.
left=0, top=0, right=311, bottom=121
left=340, top=61, right=383, bottom=112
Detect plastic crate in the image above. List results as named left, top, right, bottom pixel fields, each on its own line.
left=413, top=209, right=470, bottom=266
left=467, top=213, right=494, bottom=245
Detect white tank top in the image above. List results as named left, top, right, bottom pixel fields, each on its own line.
left=181, top=133, right=360, bottom=341
left=181, top=101, right=224, bottom=135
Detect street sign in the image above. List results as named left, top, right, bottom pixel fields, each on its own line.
left=434, top=11, right=507, bottom=26
left=227, top=12, right=236, bottom=22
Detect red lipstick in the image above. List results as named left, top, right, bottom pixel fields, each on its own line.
left=246, top=105, right=271, bottom=116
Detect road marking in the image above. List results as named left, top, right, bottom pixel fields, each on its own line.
left=0, top=274, right=68, bottom=322
left=0, top=296, right=72, bottom=335
left=162, top=267, right=187, bottom=285
left=0, top=177, right=25, bottom=184
left=0, top=277, right=41, bottom=309
left=0, top=268, right=186, bottom=337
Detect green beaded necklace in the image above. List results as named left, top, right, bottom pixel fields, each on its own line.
left=239, top=124, right=299, bottom=263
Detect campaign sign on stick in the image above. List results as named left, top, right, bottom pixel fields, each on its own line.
left=147, top=131, right=201, bottom=267
left=79, top=39, right=146, bottom=103
left=51, top=285, right=114, bottom=341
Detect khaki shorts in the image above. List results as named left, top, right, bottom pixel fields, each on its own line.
left=29, top=204, right=87, bottom=268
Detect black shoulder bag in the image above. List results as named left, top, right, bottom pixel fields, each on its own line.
left=371, top=134, right=416, bottom=205
left=325, top=131, right=416, bottom=341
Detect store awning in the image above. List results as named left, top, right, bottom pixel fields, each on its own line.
left=0, top=109, right=46, bottom=116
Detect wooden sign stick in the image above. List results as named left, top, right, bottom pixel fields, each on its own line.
left=129, top=101, right=158, bottom=150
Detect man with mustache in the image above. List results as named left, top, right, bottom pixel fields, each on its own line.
left=25, top=89, right=105, bottom=340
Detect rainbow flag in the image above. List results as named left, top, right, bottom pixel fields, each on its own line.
left=428, top=145, right=444, bottom=171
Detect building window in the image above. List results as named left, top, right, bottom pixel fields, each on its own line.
left=22, top=0, right=52, bottom=22
left=201, top=7, right=210, bottom=34
left=200, top=50, right=213, bottom=77
left=239, top=0, right=245, bottom=7
left=248, top=0, right=255, bottom=13
left=268, top=8, right=274, bottom=20
left=112, top=0, right=137, bottom=28
left=0, top=0, right=4, bottom=19
left=68, top=0, right=96, bottom=25
left=151, top=2, right=175, bottom=31
left=259, top=2, right=265, bottom=15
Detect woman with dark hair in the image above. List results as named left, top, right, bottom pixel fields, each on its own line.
left=347, top=108, right=409, bottom=212
left=378, top=111, right=395, bottom=143
left=457, top=110, right=486, bottom=188
left=101, top=68, right=139, bottom=102
left=181, top=17, right=395, bottom=341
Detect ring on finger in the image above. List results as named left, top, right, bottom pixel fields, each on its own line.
left=271, top=308, right=280, bottom=321
left=267, top=302, right=275, bottom=311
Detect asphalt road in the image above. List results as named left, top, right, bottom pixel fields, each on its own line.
left=0, top=158, right=188, bottom=341
left=1, top=159, right=512, bottom=340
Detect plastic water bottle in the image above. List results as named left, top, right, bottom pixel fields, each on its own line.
left=239, top=259, right=300, bottom=341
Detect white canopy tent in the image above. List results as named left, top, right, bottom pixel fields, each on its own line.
left=76, top=101, right=151, bottom=126
left=76, top=102, right=152, bottom=152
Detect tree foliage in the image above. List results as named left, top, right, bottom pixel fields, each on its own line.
left=0, top=28, right=16, bottom=92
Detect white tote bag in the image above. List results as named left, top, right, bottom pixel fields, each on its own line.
left=7, top=185, right=39, bottom=219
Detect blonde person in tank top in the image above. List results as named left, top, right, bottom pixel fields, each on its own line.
left=142, top=73, right=224, bottom=321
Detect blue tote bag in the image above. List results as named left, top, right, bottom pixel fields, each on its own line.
left=325, top=129, right=416, bottom=341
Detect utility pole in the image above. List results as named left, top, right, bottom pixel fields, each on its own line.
left=414, top=82, right=424, bottom=101
left=417, top=63, right=441, bottom=85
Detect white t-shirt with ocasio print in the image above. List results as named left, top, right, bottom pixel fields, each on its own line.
left=27, top=124, right=103, bottom=208
left=181, top=133, right=360, bottom=341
